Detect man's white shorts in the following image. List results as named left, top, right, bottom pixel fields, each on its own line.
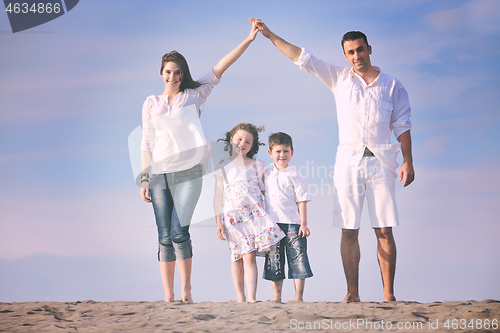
left=332, top=156, right=399, bottom=229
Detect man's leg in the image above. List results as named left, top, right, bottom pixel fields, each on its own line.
left=341, top=228, right=361, bottom=303
left=374, top=227, right=396, bottom=302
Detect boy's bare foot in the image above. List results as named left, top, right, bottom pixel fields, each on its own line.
left=342, top=293, right=361, bottom=303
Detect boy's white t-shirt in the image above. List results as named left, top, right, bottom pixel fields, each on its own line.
left=264, top=164, right=311, bottom=224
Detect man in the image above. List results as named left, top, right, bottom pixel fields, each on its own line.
left=252, top=18, right=415, bottom=302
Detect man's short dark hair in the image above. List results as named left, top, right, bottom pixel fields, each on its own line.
left=268, top=132, right=293, bottom=151
left=341, top=31, right=369, bottom=52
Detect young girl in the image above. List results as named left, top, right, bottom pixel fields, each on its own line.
left=214, top=123, right=285, bottom=302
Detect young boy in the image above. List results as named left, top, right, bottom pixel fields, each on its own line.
left=263, top=132, right=313, bottom=302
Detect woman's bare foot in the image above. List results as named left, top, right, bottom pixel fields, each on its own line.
left=164, top=293, right=175, bottom=302
left=181, top=290, right=193, bottom=303
left=342, top=293, right=361, bottom=303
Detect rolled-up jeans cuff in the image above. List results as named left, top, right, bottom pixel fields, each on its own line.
left=158, top=239, right=192, bottom=262
left=158, top=243, right=176, bottom=262
left=174, top=238, right=193, bottom=261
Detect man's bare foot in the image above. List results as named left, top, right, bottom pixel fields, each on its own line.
left=181, top=291, right=193, bottom=303
left=342, top=293, right=361, bottom=303
left=383, top=294, right=396, bottom=302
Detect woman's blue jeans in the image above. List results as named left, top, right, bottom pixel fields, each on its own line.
left=149, top=164, right=203, bottom=262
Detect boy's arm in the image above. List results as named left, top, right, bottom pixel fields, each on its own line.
left=251, top=18, right=301, bottom=62
left=214, top=175, right=226, bottom=240
left=297, top=201, right=310, bottom=237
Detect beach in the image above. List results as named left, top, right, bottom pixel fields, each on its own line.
left=1, top=299, right=499, bottom=332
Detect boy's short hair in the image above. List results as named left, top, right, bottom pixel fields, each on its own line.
left=268, top=132, right=293, bottom=151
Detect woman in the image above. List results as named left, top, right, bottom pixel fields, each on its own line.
left=140, top=21, right=258, bottom=303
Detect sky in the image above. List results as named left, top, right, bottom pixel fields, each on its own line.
left=1, top=0, right=499, bottom=304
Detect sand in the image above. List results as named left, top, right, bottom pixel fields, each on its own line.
left=1, top=299, right=499, bottom=332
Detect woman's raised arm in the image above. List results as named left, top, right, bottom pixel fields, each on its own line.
left=212, top=20, right=259, bottom=79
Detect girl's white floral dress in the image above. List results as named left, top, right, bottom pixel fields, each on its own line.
left=215, top=158, right=285, bottom=261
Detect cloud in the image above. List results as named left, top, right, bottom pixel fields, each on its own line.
left=0, top=150, right=64, bottom=165
left=423, top=0, right=500, bottom=34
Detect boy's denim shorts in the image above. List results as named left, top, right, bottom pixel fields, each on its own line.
left=263, top=223, right=313, bottom=280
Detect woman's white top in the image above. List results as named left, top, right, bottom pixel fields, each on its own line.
left=141, top=70, right=220, bottom=174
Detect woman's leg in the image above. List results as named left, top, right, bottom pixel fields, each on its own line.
left=159, top=261, right=176, bottom=302
left=177, top=258, right=193, bottom=303
left=150, top=174, right=177, bottom=301
left=231, top=259, right=246, bottom=302
left=168, top=166, right=203, bottom=303
left=243, top=251, right=258, bottom=302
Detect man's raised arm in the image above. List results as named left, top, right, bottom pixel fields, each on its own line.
left=250, top=18, right=302, bottom=62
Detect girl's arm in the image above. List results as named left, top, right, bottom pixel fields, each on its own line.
left=211, top=20, right=259, bottom=79
left=261, top=172, right=266, bottom=196
left=261, top=163, right=266, bottom=196
left=214, top=175, right=226, bottom=240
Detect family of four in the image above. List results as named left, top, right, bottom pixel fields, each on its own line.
left=139, top=18, right=415, bottom=304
